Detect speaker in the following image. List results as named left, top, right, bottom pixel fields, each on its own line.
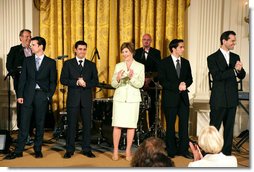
left=0, top=130, right=12, bottom=154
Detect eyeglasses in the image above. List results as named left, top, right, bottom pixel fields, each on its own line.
left=142, top=39, right=151, bottom=41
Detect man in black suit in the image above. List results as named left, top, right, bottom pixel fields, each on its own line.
left=207, top=31, right=246, bottom=155
left=6, top=29, right=32, bottom=130
left=158, top=39, right=193, bottom=159
left=5, top=36, right=57, bottom=159
left=134, top=33, right=161, bottom=129
left=60, top=40, right=99, bottom=159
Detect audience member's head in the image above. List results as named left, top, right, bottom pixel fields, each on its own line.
left=142, top=152, right=175, bottom=167
left=198, top=126, right=224, bottom=154
left=131, top=137, right=174, bottom=167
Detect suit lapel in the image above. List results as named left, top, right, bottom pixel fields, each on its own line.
left=217, top=50, right=228, bottom=68
left=70, top=58, right=79, bottom=69
left=71, top=58, right=84, bottom=76
left=18, top=45, right=26, bottom=58
left=38, top=56, right=47, bottom=71
left=31, top=55, right=37, bottom=71
left=228, top=52, right=236, bottom=68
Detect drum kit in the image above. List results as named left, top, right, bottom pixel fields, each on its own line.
left=53, top=72, right=165, bottom=148
left=91, top=72, right=165, bottom=147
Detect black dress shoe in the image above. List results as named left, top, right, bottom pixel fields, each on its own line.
left=4, top=152, right=23, bottom=160
left=26, top=139, right=34, bottom=146
left=167, top=152, right=175, bottom=158
left=82, top=151, right=95, bottom=158
left=64, top=152, right=74, bottom=159
left=168, top=154, right=175, bottom=158
left=35, top=151, right=43, bottom=158
left=181, top=152, right=193, bottom=159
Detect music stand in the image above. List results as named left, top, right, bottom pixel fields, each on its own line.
left=4, top=67, right=22, bottom=129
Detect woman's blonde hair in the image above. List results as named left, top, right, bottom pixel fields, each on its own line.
left=198, top=126, right=224, bottom=154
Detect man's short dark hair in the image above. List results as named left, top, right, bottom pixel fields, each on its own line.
left=220, top=31, right=236, bottom=45
left=31, top=36, right=46, bottom=51
left=75, top=40, right=87, bottom=49
left=19, top=29, right=31, bottom=37
left=169, top=39, right=184, bottom=53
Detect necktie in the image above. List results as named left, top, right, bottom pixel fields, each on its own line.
left=176, top=59, right=181, bottom=78
left=35, top=57, right=41, bottom=71
left=79, top=60, right=83, bottom=76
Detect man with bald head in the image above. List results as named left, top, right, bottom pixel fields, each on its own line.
left=134, top=33, right=161, bottom=131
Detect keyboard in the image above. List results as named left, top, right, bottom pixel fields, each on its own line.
left=238, top=91, right=249, bottom=101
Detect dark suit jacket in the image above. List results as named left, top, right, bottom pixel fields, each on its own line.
left=134, top=47, right=161, bottom=73
left=60, top=58, right=98, bottom=107
left=207, top=49, right=246, bottom=108
left=158, top=56, right=193, bottom=107
left=17, top=55, right=57, bottom=106
left=6, top=44, right=26, bottom=77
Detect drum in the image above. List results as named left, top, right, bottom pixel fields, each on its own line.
left=92, top=98, right=113, bottom=145
left=92, top=98, right=113, bottom=124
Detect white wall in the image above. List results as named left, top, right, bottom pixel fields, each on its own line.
left=0, top=0, right=39, bottom=130
left=187, top=0, right=250, bottom=136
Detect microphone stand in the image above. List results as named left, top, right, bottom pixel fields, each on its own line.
left=91, top=48, right=100, bottom=62
left=3, top=69, right=20, bottom=146
left=4, top=72, right=12, bottom=133
left=4, top=67, right=22, bottom=131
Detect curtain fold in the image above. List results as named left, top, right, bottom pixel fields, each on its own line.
left=39, top=0, right=190, bottom=115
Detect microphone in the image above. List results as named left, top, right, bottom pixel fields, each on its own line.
left=56, top=55, right=68, bottom=60
left=95, top=48, right=100, bottom=60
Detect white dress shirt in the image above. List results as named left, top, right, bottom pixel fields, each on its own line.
left=76, top=57, right=85, bottom=67
left=171, top=55, right=181, bottom=69
left=220, top=48, right=230, bottom=65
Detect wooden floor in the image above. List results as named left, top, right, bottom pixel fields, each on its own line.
left=0, top=130, right=249, bottom=168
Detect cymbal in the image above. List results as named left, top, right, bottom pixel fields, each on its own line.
left=145, top=84, right=162, bottom=90
left=145, top=72, right=158, bottom=78
left=97, top=82, right=115, bottom=89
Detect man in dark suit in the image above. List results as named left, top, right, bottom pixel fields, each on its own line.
left=6, top=29, right=32, bottom=130
left=158, top=39, right=193, bottom=159
left=60, top=40, right=99, bottom=159
left=207, top=31, right=246, bottom=155
left=5, top=36, right=57, bottom=159
left=134, top=33, right=161, bottom=129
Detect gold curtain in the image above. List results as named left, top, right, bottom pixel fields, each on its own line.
left=39, top=0, right=190, bottom=114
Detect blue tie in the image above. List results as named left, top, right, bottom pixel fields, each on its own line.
left=36, top=57, right=41, bottom=71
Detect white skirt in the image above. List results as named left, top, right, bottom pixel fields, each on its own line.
left=112, top=101, right=140, bottom=128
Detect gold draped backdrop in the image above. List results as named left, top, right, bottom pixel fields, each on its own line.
left=38, top=0, right=190, bottom=123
